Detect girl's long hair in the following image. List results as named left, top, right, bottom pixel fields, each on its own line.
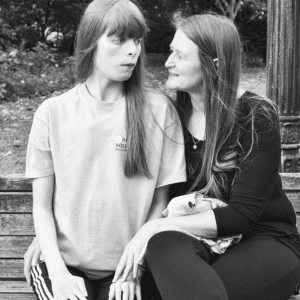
left=173, top=13, right=276, bottom=200
left=74, top=0, right=152, bottom=178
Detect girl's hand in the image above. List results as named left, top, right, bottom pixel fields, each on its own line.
left=113, top=221, right=156, bottom=282
left=108, top=276, right=141, bottom=300
left=109, top=271, right=144, bottom=300
left=50, top=269, right=87, bottom=300
left=24, top=237, right=42, bottom=286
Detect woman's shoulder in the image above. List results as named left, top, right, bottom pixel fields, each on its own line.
left=238, top=90, right=279, bottom=130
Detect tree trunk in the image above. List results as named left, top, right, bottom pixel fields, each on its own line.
left=267, top=0, right=300, bottom=172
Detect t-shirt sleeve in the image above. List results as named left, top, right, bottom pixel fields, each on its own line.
left=25, top=101, right=54, bottom=178
left=156, top=102, right=186, bottom=188
left=213, top=113, right=281, bottom=237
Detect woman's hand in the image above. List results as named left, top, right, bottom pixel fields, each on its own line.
left=113, top=221, right=157, bottom=282
left=49, top=269, right=87, bottom=300
left=109, top=273, right=142, bottom=300
left=24, top=237, right=42, bottom=286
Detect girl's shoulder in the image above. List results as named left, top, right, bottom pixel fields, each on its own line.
left=34, top=85, right=80, bottom=119
left=144, top=89, right=181, bottom=127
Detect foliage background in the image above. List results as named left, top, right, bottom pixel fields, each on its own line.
left=0, top=0, right=267, bottom=173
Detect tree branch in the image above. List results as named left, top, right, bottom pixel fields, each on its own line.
left=233, top=0, right=242, bottom=16
left=215, top=0, right=227, bottom=16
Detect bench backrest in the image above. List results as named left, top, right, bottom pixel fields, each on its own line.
left=0, top=174, right=299, bottom=299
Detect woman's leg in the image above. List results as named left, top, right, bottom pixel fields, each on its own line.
left=211, top=236, right=300, bottom=300
left=31, top=261, right=94, bottom=300
left=145, top=231, right=229, bottom=300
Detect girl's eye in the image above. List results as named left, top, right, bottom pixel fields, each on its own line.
left=113, top=37, right=125, bottom=44
left=134, top=39, right=142, bottom=46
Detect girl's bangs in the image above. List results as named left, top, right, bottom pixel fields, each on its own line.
left=105, top=3, right=149, bottom=39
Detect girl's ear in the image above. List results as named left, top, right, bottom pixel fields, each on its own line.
left=213, top=58, right=219, bottom=74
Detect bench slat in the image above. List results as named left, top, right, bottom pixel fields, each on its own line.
left=0, top=259, right=26, bottom=278
left=1, top=214, right=34, bottom=235
left=0, top=236, right=34, bottom=258
left=0, top=281, right=33, bottom=293
left=0, top=175, right=32, bottom=191
left=0, top=294, right=35, bottom=300
left=0, top=193, right=32, bottom=213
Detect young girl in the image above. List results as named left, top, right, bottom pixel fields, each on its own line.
left=25, top=1, right=185, bottom=299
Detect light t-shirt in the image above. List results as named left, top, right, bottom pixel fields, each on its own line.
left=26, top=83, right=186, bottom=279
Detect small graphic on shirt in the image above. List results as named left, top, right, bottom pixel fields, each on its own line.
left=115, top=135, right=127, bottom=151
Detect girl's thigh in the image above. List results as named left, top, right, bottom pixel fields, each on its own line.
left=211, top=236, right=300, bottom=300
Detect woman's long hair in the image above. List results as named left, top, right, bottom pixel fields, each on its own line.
left=74, top=0, right=152, bottom=178
left=173, top=13, right=276, bottom=200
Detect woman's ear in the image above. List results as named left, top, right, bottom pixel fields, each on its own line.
left=213, top=58, right=219, bottom=74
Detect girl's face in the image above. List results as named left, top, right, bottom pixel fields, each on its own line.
left=165, top=29, right=204, bottom=95
left=93, top=32, right=142, bottom=82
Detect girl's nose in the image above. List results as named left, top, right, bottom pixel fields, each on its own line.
left=127, top=40, right=139, bottom=57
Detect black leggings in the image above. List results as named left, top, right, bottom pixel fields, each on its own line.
left=145, top=231, right=300, bottom=300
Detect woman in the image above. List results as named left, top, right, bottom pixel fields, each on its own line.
left=24, top=1, right=186, bottom=300
left=112, top=13, right=300, bottom=300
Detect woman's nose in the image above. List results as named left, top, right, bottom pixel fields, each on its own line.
left=165, top=54, right=174, bottom=68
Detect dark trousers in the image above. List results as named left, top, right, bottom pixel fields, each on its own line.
left=31, top=261, right=114, bottom=300
left=31, top=261, right=160, bottom=300
left=145, top=231, right=300, bottom=300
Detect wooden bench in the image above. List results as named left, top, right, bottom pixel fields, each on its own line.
left=1, top=174, right=300, bottom=300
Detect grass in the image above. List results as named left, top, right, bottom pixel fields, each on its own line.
left=0, top=53, right=266, bottom=175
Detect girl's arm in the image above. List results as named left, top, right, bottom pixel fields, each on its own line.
left=32, top=175, right=87, bottom=300
left=32, top=175, right=65, bottom=275
left=146, top=185, right=170, bottom=222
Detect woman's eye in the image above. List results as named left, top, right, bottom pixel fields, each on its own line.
left=169, top=49, right=182, bottom=59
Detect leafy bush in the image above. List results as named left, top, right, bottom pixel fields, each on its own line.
left=0, top=45, right=75, bottom=102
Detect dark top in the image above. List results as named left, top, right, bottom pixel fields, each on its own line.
left=170, top=91, right=300, bottom=257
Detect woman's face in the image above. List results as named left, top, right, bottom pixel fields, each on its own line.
left=93, top=32, right=142, bottom=82
left=165, top=29, right=203, bottom=95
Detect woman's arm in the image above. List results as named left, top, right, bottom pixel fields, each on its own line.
left=214, top=112, right=281, bottom=237
left=113, top=197, right=218, bottom=282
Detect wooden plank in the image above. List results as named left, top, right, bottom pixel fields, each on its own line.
left=0, top=259, right=26, bottom=278
left=0, top=193, right=32, bottom=213
left=0, top=236, right=34, bottom=258
left=0, top=214, right=34, bottom=235
left=0, top=281, right=33, bottom=293
left=0, top=175, right=32, bottom=192
left=0, top=294, right=35, bottom=300
left=281, top=173, right=300, bottom=190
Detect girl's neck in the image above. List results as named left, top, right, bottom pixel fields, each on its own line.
left=85, top=75, right=125, bottom=103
